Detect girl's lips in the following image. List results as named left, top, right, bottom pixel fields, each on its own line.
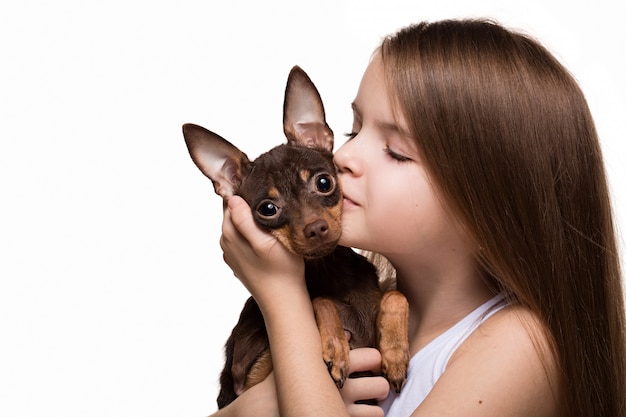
left=342, top=195, right=359, bottom=208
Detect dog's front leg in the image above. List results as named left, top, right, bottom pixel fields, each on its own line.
left=377, top=289, right=410, bottom=393
left=312, top=297, right=350, bottom=388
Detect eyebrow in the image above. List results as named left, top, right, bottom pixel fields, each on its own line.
left=351, top=102, right=363, bottom=124
left=351, top=102, right=412, bottom=139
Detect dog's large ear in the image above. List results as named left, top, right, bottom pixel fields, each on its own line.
left=283, top=66, right=334, bottom=153
left=182, top=123, right=251, bottom=199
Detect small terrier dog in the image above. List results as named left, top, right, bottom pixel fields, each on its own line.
left=183, top=66, right=409, bottom=409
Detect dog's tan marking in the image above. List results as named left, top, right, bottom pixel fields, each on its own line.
left=328, top=203, right=342, bottom=224
left=270, top=224, right=296, bottom=254
left=243, top=350, right=273, bottom=392
left=268, top=187, right=280, bottom=199
left=300, top=169, right=311, bottom=183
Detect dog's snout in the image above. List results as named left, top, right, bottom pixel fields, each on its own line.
left=304, top=219, right=329, bottom=240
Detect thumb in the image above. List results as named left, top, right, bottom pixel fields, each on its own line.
left=227, top=194, right=248, bottom=213
left=227, top=195, right=253, bottom=233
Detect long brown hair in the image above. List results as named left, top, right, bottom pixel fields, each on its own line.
left=378, top=19, right=625, bottom=417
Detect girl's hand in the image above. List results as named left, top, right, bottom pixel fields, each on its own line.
left=341, top=348, right=390, bottom=417
left=220, top=196, right=306, bottom=307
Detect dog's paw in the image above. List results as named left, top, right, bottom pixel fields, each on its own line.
left=381, top=347, right=409, bottom=393
left=321, top=335, right=350, bottom=388
left=378, top=290, right=410, bottom=393
left=312, top=297, right=351, bottom=388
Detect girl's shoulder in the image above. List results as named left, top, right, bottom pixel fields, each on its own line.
left=460, top=303, right=554, bottom=353
left=415, top=304, right=560, bottom=417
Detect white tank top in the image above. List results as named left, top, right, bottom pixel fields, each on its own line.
left=380, top=293, right=507, bottom=416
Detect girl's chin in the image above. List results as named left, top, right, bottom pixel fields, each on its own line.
left=337, top=233, right=360, bottom=250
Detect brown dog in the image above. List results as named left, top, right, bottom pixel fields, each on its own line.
left=183, top=66, right=409, bottom=409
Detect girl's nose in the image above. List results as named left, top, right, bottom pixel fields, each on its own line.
left=334, top=135, right=361, bottom=176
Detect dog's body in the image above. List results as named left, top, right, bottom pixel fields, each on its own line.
left=183, top=66, right=409, bottom=409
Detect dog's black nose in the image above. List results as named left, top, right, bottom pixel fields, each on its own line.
left=304, top=219, right=329, bottom=240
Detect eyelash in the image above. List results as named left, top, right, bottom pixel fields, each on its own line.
left=344, top=132, right=411, bottom=163
left=384, top=147, right=412, bottom=162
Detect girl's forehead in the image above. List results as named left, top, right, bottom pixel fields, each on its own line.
left=352, top=56, right=391, bottom=118
left=353, top=55, right=414, bottom=141
left=358, top=54, right=385, bottom=93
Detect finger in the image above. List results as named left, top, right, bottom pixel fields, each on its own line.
left=345, top=403, right=385, bottom=417
left=221, top=196, right=248, bottom=241
left=343, top=374, right=390, bottom=402
left=227, top=195, right=254, bottom=233
left=348, top=348, right=383, bottom=374
left=220, top=201, right=256, bottom=276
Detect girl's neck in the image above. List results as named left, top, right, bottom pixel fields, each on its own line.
left=392, top=255, right=495, bottom=355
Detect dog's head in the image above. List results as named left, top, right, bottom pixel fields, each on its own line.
left=183, top=66, right=341, bottom=258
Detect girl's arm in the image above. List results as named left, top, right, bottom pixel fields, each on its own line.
left=208, top=374, right=278, bottom=417
left=208, top=348, right=389, bottom=417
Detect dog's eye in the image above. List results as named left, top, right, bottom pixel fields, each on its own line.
left=257, top=201, right=279, bottom=217
left=315, top=174, right=335, bottom=194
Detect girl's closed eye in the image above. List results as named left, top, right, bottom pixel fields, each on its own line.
left=343, top=131, right=415, bottom=162
left=384, top=147, right=413, bottom=162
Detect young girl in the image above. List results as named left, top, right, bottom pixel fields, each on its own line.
left=215, top=19, right=626, bottom=417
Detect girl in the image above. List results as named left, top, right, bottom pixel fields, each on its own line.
left=215, top=19, right=625, bottom=417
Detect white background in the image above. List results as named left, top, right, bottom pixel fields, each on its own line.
left=1, top=1, right=624, bottom=416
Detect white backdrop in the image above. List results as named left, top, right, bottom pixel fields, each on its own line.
left=1, top=1, right=624, bottom=416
